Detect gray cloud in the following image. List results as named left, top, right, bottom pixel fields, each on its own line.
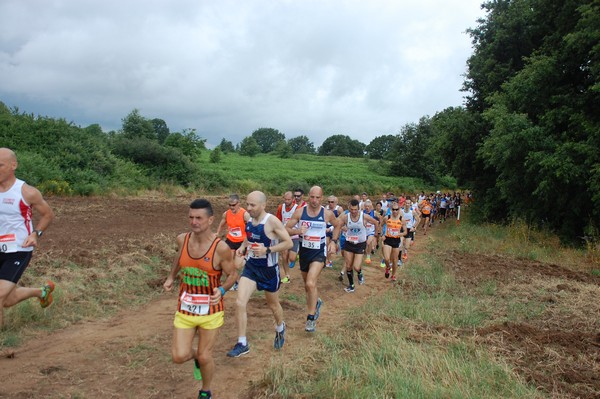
left=0, top=0, right=484, bottom=147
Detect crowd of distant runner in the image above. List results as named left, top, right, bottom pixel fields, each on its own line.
left=0, top=146, right=473, bottom=399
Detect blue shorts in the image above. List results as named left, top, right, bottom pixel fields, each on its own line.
left=0, top=251, right=33, bottom=283
left=241, top=264, right=280, bottom=292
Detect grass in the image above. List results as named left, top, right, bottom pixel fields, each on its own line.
left=195, top=152, right=431, bottom=195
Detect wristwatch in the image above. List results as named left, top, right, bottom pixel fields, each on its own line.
left=33, top=229, right=43, bottom=237
left=266, top=247, right=272, bottom=255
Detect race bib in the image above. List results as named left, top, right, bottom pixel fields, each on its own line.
left=302, top=235, right=321, bottom=249
left=249, top=243, right=266, bottom=259
left=388, top=228, right=400, bottom=237
left=347, top=235, right=359, bottom=243
left=180, top=292, right=211, bottom=315
left=0, top=234, right=18, bottom=253
left=228, top=227, right=242, bottom=238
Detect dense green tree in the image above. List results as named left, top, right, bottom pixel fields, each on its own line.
left=121, top=109, right=156, bottom=140
left=163, top=128, right=206, bottom=158
left=274, top=140, right=293, bottom=158
left=287, top=135, right=315, bottom=154
left=365, top=135, right=398, bottom=160
left=251, top=128, right=286, bottom=153
left=389, top=118, right=437, bottom=183
left=152, top=118, right=170, bottom=144
left=318, top=135, right=365, bottom=157
left=218, top=138, right=235, bottom=153
left=209, top=147, right=222, bottom=163
left=238, top=136, right=261, bottom=157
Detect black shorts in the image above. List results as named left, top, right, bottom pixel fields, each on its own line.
left=404, top=231, right=414, bottom=240
left=383, top=237, right=401, bottom=248
left=299, top=246, right=327, bottom=272
left=0, top=251, right=33, bottom=283
left=225, top=239, right=242, bottom=251
left=440, top=208, right=447, bottom=216
left=343, top=241, right=367, bottom=254
left=422, top=213, right=431, bottom=219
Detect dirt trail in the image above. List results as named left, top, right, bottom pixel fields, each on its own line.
left=0, top=196, right=421, bottom=399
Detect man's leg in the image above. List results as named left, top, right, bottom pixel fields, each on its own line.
left=234, top=277, right=257, bottom=339
left=0, top=280, right=42, bottom=328
left=302, top=262, right=322, bottom=315
left=265, top=290, right=284, bottom=326
left=171, top=326, right=197, bottom=364
left=196, top=326, right=220, bottom=392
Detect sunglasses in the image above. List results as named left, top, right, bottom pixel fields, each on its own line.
left=328, top=200, right=335, bottom=203
left=229, top=203, right=238, bottom=207
left=294, top=195, right=302, bottom=198
left=392, top=208, right=399, bottom=211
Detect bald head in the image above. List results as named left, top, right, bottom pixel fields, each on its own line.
left=309, top=186, right=322, bottom=197
left=248, top=191, right=267, bottom=204
left=0, top=148, right=17, bottom=163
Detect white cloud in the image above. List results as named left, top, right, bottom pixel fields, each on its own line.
left=0, top=0, right=485, bottom=147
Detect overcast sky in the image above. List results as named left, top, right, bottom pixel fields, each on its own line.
left=0, top=0, right=485, bottom=148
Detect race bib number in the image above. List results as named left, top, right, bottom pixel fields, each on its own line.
left=347, top=235, right=359, bottom=243
left=249, top=243, right=266, bottom=259
left=302, top=235, right=321, bottom=249
left=388, top=228, right=400, bottom=237
left=0, top=234, right=18, bottom=253
left=180, top=292, right=211, bottom=315
left=228, top=227, right=242, bottom=238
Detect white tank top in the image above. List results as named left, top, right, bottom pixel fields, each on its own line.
left=346, top=212, right=367, bottom=244
left=401, top=208, right=415, bottom=229
left=0, top=179, right=34, bottom=253
left=281, top=203, right=299, bottom=239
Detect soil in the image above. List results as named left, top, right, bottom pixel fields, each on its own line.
left=0, top=196, right=598, bottom=398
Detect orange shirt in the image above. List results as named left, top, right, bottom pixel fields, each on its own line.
left=225, top=208, right=247, bottom=243
left=421, top=201, right=432, bottom=215
left=177, top=234, right=223, bottom=316
left=385, top=218, right=403, bottom=238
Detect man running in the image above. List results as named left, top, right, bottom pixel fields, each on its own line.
left=285, top=186, right=339, bottom=332
left=400, top=199, right=419, bottom=261
left=419, top=196, right=433, bottom=235
left=337, top=199, right=379, bottom=293
left=325, top=195, right=342, bottom=268
left=216, top=194, right=250, bottom=289
left=227, top=191, right=293, bottom=357
left=276, top=191, right=299, bottom=283
left=362, top=200, right=380, bottom=265
left=0, top=148, right=55, bottom=328
left=163, top=198, right=238, bottom=399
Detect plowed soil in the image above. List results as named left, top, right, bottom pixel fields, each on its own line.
left=0, top=196, right=598, bottom=398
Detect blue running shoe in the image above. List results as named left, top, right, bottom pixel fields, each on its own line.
left=227, top=342, right=250, bottom=357
left=289, top=260, right=295, bottom=269
left=314, top=298, right=323, bottom=320
left=274, top=322, right=286, bottom=350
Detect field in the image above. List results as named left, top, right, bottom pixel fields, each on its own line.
left=0, top=195, right=598, bottom=399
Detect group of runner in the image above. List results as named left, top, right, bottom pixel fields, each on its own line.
left=165, top=188, right=466, bottom=398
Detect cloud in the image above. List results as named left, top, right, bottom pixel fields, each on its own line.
left=0, top=0, right=484, bottom=147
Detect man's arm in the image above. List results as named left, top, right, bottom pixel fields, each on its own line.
left=253, top=217, right=293, bottom=257
left=285, top=208, right=303, bottom=236
left=21, top=184, right=54, bottom=248
left=164, top=233, right=186, bottom=292
left=212, top=240, right=238, bottom=304
left=216, top=211, right=228, bottom=237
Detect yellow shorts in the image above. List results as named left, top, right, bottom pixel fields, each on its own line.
left=173, top=311, right=224, bottom=330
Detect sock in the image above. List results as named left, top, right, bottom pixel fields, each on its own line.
left=347, top=270, right=354, bottom=286
left=238, top=336, right=247, bottom=346
left=276, top=323, right=285, bottom=333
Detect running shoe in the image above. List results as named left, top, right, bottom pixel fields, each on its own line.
left=226, top=342, right=250, bottom=357
left=198, top=390, right=212, bottom=399
left=344, top=285, right=355, bottom=293
left=380, top=259, right=386, bottom=268
left=358, top=273, right=365, bottom=285
left=274, top=322, right=286, bottom=350
left=391, top=275, right=397, bottom=282
left=281, top=276, right=290, bottom=284
left=193, top=359, right=202, bottom=380
left=384, top=267, right=390, bottom=279
left=402, top=253, right=408, bottom=260
left=314, top=298, right=323, bottom=320
left=338, top=272, right=344, bottom=282
left=325, top=261, right=333, bottom=268
left=305, top=319, right=316, bottom=333
left=365, top=255, right=371, bottom=264
left=397, top=259, right=403, bottom=268
left=40, top=280, right=55, bottom=309
left=289, top=260, right=296, bottom=269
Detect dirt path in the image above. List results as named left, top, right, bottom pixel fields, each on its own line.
left=0, top=196, right=418, bottom=399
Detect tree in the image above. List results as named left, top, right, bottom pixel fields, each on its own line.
left=209, top=147, right=222, bottom=163
left=163, top=129, right=206, bottom=158
left=250, top=128, right=286, bottom=153
left=274, top=140, right=293, bottom=158
left=152, top=118, right=170, bottom=144
left=389, top=117, right=437, bottom=183
left=238, top=136, right=261, bottom=157
left=218, top=138, right=235, bottom=153
left=365, top=135, right=398, bottom=159
left=287, top=135, right=315, bottom=154
left=121, top=109, right=156, bottom=140
left=318, top=135, right=365, bottom=157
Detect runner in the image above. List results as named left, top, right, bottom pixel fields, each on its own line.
left=0, top=148, right=55, bottom=328
left=163, top=198, right=238, bottom=399
left=400, top=199, right=419, bottom=261
left=325, top=195, right=342, bottom=268
left=216, top=194, right=251, bottom=289
left=285, top=186, right=339, bottom=332
left=227, top=191, right=293, bottom=357
left=336, top=199, right=379, bottom=293
left=382, top=203, right=404, bottom=282
left=419, top=196, right=433, bottom=235
left=275, top=191, right=299, bottom=283
left=362, top=200, right=380, bottom=265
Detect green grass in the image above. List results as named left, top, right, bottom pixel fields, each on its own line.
left=196, top=152, right=430, bottom=195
